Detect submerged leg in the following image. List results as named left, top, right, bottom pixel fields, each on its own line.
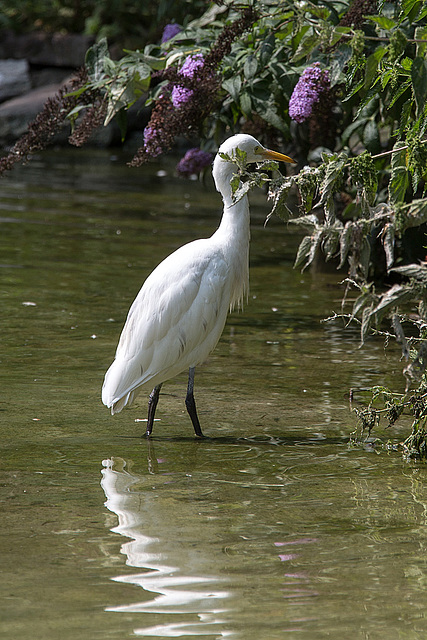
left=185, top=367, right=205, bottom=438
left=145, top=384, right=162, bottom=437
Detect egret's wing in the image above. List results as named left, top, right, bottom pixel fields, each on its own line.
left=102, top=239, right=232, bottom=411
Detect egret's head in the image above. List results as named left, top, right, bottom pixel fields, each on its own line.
left=217, top=133, right=296, bottom=166
left=213, top=134, right=295, bottom=202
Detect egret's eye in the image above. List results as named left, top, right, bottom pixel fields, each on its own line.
left=254, top=146, right=260, bottom=153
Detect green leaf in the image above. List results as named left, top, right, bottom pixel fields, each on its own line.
left=115, top=108, right=128, bottom=142
left=401, top=57, right=413, bottom=73
left=239, top=91, right=252, bottom=116
left=411, top=57, right=427, bottom=117
left=243, top=54, right=258, bottom=79
left=328, top=26, right=352, bottom=49
left=230, top=174, right=241, bottom=195
left=233, top=180, right=252, bottom=203
left=353, top=88, right=380, bottom=119
left=330, top=45, right=353, bottom=86
left=367, top=16, right=397, bottom=30
left=397, top=98, right=413, bottom=135
left=307, top=5, right=329, bottom=19
left=259, top=33, right=275, bottom=66
left=266, top=177, right=295, bottom=222
left=257, top=104, right=289, bottom=135
left=317, top=152, right=348, bottom=223
left=294, top=235, right=313, bottom=270
left=360, top=304, right=375, bottom=345
left=415, top=26, right=427, bottom=58
left=104, top=69, right=148, bottom=126
left=289, top=214, right=319, bottom=230
left=222, top=76, right=242, bottom=103
left=338, top=222, right=354, bottom=269
left=359, top=236, right=371, bottom=280
left=398, top=0, right=423, bottom=23
left=350, top=288, right=375, bottom=325
left=294, top=234, right=318, bottom=271
left=387, top=78, right=411, bottom=110
left=364, top=47, right=387, bottom=90
left=388, top=141, right=409, bottom=205
left=381, top=69, right=393, bottom=90
left=292, top=33, right=320, bottom=62
left=322, top=226, right=341, bottom=261
left=66, top=104, right=88, bottom=123
left=343, top=76, right=365, bottom=102
left=101, top=55, right=116, bottom=77
left=85, top=38, right=110, bottom=82
left=372, top=284, right=414, bottom=323
left=342, top=117, right=369, bottom=145
left=125, top=49, right=166, bottom=71
left=362, top=119, right=380, bottom=153
left=398, top=199, right=427, bottom=230
left=359, top=97, right=379, bottom=119
left=291, top=24, right=310, bottom=53
left=391, top=262, right=427, bottom=282
left=381, top=223, right=395, bottom=271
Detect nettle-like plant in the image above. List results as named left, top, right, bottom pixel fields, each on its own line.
left=2, top=0, right=427, bottom=457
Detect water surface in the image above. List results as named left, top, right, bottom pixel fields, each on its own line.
left=1, top=148, right=426, bottom=639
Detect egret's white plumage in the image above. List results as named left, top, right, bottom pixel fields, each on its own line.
left=102, top=134, right=295, bottom=436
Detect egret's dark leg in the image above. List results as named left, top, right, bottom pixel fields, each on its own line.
left=145, top=384, right=162, bottom=437
left=185, top=367, right=205, bottom=438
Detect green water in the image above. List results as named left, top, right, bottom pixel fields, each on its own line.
left=1, top=148, right=426, bottom=639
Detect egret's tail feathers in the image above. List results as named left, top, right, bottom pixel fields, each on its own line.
left=108, top=390, right=135, bottom=415
left=102, top=355, right=155, bottom=415
left=102, top=356, right=136, bottom=414
left=110, top=396, right=125, bottom=415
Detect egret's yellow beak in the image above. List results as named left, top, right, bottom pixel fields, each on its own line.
left=259, top=148, right=296, bottom=164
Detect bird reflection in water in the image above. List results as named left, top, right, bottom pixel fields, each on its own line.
left=100, top=455, right=233, bottom=637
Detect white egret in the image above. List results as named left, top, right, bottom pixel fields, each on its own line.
left=102, top=134, right=295, bottom=437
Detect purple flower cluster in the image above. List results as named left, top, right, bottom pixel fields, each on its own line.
left=171, top=85, right=194, bottom=108
left=176, top=148, right=213, bottom=176
left=143, top=124, right=163, bottom=157
left=289, top=64, right=330, bottom=124
left=161, top=23, right=181, bottom=43
left=180, top=54, right=205, bottom=78
left=171, top=54, right=205, bottom=109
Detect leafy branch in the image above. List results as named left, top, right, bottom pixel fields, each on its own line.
left=351, top=385, right=427, bottom=460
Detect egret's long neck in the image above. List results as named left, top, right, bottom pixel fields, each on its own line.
left=213, top=157, right=237, bottom=207
left=214, top=156, right=248, bottom=207
left=213, top=156, right=250, bottom=233
left=212, top=157, right=250, bottom=309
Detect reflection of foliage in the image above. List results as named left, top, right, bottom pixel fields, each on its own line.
left=2, top=0, right=427, bottom=457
